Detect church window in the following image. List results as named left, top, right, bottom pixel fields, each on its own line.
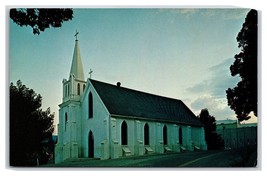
left=121, top=121, right=128, bottom=145
left=65, top=113, right=68, bottom=131
left=88, top=130, right=94, bottom=158
left=65, top=84, right=69, bottom=97
left=144, top=123, right=149, bottom=145
left=67, top=84, right=69, bottom=96
left=89, top=92, right=93, bottom=118
left=163, top=125, right=167, bottom=145
left=77, top=83, right=80, bottom=95
left=179, top=127, right=183, bottom=145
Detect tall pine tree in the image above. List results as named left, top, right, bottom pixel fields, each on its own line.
left=226, top=9, right=258, bottom=121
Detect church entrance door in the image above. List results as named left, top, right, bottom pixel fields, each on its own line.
left=88, top=130, right=94, bottom=158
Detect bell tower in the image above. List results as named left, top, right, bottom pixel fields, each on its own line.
left=56, top=31, right=86, bottom=163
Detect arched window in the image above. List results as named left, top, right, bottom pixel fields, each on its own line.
left=121, top=121, right=128, bottom=145
left=67, top=84, right=69, bottom=96
left=163, top=125, right=167, bottom=145
left=88, top=92, right=93, bottom=118
left=77, top=83, right=80, bottom=95
left=179, top=127, right=183, bottom=145
left=88, top=130, right=94, bottom=158
left=144, top=123, right=149, bottom=145
left=65, top=113, right=68, bottom=131
left=65, top=84, right=69, bottom=97
left=65, top=85, right=67, bottom=97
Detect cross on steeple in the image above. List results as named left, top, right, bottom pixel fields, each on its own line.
left=74, top=30, right=79, bottom=41
left=89, top=69, right=93, bottom=79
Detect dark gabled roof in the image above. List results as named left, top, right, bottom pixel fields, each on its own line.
left=90, top=79, right=203, bottom=126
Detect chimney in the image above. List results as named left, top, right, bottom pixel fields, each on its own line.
left=117, top=82, right=121, bottom=87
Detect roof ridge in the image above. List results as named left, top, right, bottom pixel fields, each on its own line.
left=89, top=79, right=182, bottom=102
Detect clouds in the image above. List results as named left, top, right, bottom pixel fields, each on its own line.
left=209, top=58, right=241, bottom=98
left=191, top=95, right=236, bottom=120
left=186, top=58, right=240, bottom=119
left=200, top=9, right=249, bottom=20
left=187, top=58, right=240, bottom=98
left=157, top=8, right=249, bottom=20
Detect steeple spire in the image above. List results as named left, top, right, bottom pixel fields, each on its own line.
left=69, top=30, right=85, bottom=81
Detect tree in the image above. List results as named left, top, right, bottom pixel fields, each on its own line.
left=197, top=109, right=224, bottom=150
left=10, top=80, right=54, bottom=166
left=10, top=8, right=73, bottom=35
left=226, top=9, right=258, bottom=121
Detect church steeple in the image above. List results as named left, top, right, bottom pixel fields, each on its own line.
left=69, top=30, right=85, bottom=81
left=62, top=31, right=87, bottom=102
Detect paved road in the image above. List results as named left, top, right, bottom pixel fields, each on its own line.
left=44, top=149, right=253, bottom=168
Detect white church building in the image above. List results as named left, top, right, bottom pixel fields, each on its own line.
left=55, top=33, right=207, bottom=163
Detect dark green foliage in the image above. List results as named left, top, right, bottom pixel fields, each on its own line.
left=197, top=109, right=224, bottom=150
left=226, top=9, right=258, bottom=121
left=10, top=80, right=54, bottom=166
left=10, top=8, right=73, bottom=35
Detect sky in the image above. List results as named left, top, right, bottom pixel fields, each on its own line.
left=9, top=8, right=258, bottom=134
